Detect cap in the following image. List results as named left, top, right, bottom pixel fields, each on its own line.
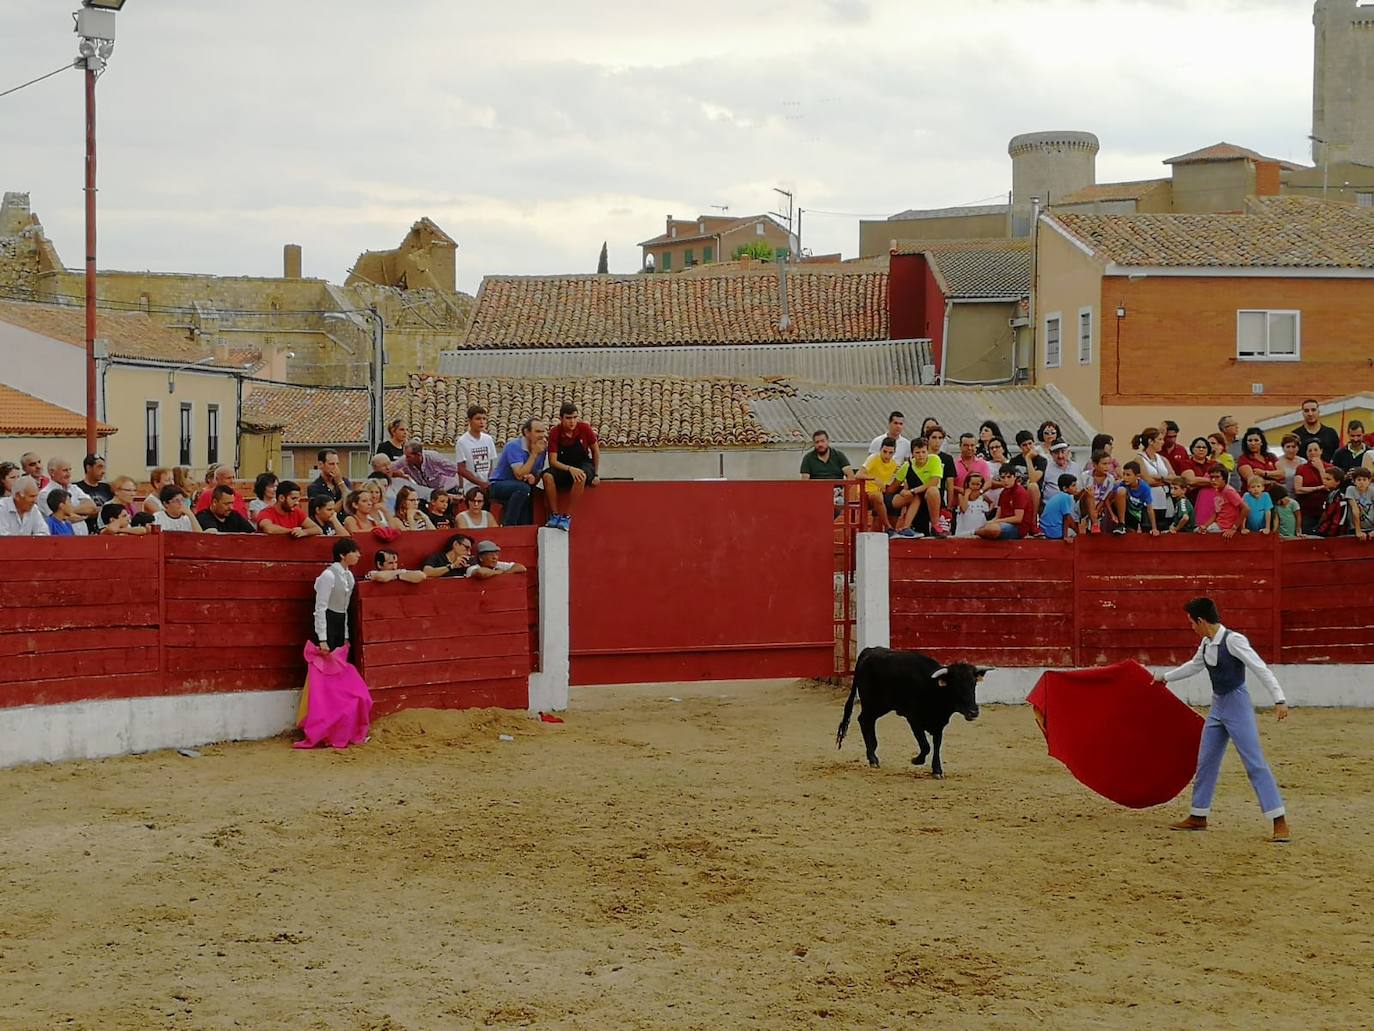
left=1050, top=441, right=1069, bottom=452
left=476, top=539, right=501, bottom=554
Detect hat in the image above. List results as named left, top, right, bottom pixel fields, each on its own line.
left=1050, top=441, right=1069, bottom=452
left=476, top=539, right=501, bottom=554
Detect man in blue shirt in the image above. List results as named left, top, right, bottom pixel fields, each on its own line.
left=1040, top=474, right=1080, bottom=542
left=490, top=418, right=547, bottom=526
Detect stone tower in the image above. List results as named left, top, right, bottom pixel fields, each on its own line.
left=1007, top=131, right=1099, bottom=236
left=1313, top=1, right=1374, bottom=167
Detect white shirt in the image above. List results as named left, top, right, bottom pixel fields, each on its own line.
left=1136, top=451, right=1174, bottom=513
left=153, top=511, right=196, bottom=533
left=869, top=434, right=912, bottom=466
left=1044, top=459, right=1080, bottom=500
left=465, top=561, right=515, bottom=576
left=455, top=431, right=497, bottom=491
left=0, top=498, right=51, bottom=536
left=313, top=562, right=356, bottom=642
left=1162, top=625, right=1285, bottom=704
left=954, top=497, right=989, bottom=538
left=38, top=481, right=91, bottom=536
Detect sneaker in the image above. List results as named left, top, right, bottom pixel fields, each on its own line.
left=1112, top=525, right=1127, bottom=536
left=885, top=528, right=896, bottom=538
left=559, top=514, right=572, bottom=531
left=897, top=528, right=918, bottom=538
left=545, top=515, right=561, bottom=528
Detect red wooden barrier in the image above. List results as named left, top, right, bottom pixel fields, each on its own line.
left=566, top=481, right=836, bottom=685
left=355, top=575, right=530, bottom=715
left=889, top=534, right=1374, bottom=669
left=0, top=536, right=162, bottom=707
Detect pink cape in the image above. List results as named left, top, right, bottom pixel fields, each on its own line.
left=1026, top=660, right=1203, bottom=809
left=295, top=641, right=373, bottom=749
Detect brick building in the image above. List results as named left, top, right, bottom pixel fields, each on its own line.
left=637, top=214, right=796, bottom=273
left=1034, top=196, right=1374, bottom=446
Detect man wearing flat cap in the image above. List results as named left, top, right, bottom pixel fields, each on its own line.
left=465, top=539, right=527, bottom=579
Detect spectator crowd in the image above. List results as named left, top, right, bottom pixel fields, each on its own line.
left=798, top=401, right=1374, bottom=543
left=0, top=402, right=603, bottom=539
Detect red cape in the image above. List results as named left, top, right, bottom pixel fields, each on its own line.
left=1026, top=660, right=1203, bottom=809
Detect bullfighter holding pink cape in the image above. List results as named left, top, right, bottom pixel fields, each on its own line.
left=295, top=538, right=373, bottom=749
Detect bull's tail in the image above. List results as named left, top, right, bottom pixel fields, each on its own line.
left=835, top=647, right=873, bottom=749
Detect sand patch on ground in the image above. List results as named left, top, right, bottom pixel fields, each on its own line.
left=1, top=680, right=1371, bottom=1029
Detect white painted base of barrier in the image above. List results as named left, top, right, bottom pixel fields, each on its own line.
left=0, top=689, right=300, bottom=769
left=978, top=665, right=1374, bottom=708
left=528, top=527, right=570, bottom=715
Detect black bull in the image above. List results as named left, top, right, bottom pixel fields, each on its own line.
left=835, top=647, right=988, bottom=778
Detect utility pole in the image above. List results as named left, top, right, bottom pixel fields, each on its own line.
left=772, top=187, right=795, bottom=258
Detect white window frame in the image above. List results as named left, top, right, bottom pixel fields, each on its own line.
left=179, top=400, right=195, bottom=467
left=206, top=403, right=220, bottom=466
left=145, top=401, right=160, bottom=468
left=1236, top=309, right=1301, bottom=362
left=1044, top=312, right=1062, bottom=369
left=1077, top=306, right=1093, bottom=365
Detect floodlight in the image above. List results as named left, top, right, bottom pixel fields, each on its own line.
left=83, top=0, right=128, bottom=10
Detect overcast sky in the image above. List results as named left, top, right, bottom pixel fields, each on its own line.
left=0, top=0, right=1318, bottom=295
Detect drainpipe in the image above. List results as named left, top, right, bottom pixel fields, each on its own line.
left=777, top=252, right=791, bottom=333
left=938, top=299, right=952, bottom=385
left=1027, top=196, right=1041, bottom=382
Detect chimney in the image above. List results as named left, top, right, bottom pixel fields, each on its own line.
left=1254, top=160, right=1281, bottom=197
left=283, top=243, right=302, bottom=279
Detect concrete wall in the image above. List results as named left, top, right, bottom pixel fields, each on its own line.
left=1282, top=161, right=1374, bottom=204
left=1009, top=131, right=1099, bottom=234
left=858, top=212, right=1008, bottom=257
left=0, top=434, right=97, bottom=461
left=103, top=365, right=241, bottom=478
left=1169, top=160, right=1255, bottom=213
left=1033, top=221, right=1104, bottom=429
left=605, top=448, right=806, bottom=482
left=0, top=319, right=86, bottom=411
left=945, top=301, right=1018, bottom=383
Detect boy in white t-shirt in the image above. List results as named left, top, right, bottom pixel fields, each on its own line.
left=454, top=405, right=497, bottom=498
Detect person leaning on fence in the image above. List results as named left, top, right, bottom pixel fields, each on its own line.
left=78, top=454, right=112, bottom=534
left=197, top=485, right=258, bottom=533
left=1197, top=466, right=1243, bottom=537
left=1240, top=476, right=1275, bottom=535
left=256, top=480, right=320, bottom=537
left=39, top=458, right=95, bottom=535
left=1314, top=467, right=1350, bottom=537
left=1167, top=480, right=1194, bottom=534
left=1348, top=466, right=1374, bottom=541
left=100, top=502, right=148, bottom=536
left=366, top=548, right=427, bottom=584
left=153, top=485, right=202, bottom=533
left=422, top=534, right=475, bottom=578
left=1040, top=474, right=1080, bottom=543
left=466, top=538, right=527, bottom=579
left=1271, top=486, right=1301, bottom=539
left=308, top=495, right=349, bottom=537
left=1118, top=461, right=1157, bottom=536
left=491, top=417, right=547, bottom=527
left=543, top=402, right=600, bottom=532
left=976, top=464, right=1030, bottom=540
left=44, top=489, right=75, bottom=536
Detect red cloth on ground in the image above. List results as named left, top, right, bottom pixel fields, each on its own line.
left=1026, top=660, right=1203, bottom=809
left=295, top=642, right=373, bottom=749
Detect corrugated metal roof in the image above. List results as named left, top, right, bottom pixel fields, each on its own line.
left=439, top=339, right=937, bottom=386
left=750, top=385, right=1093, bottom=447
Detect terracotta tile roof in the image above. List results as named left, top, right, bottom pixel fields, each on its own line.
left=1051, top=197, right=1374, bottom=269
left=927, top=248, right=1031, bottom=298
left=1163, top=142, right=1306, bottom=171
left=890, top=238, right=1030, bottom=257
left=0, top=299, right=261, bottom=368
left=1052, top=179, right=1170, bottom=205
left=0, top=384, right=115, bottom=437
left=240, top=383, right=407, bottom=447
left=460, top=270, right=889, bottom=349
left=407, top=373, right=802, bottom=450
left=637, top=214, right=776, bottom=248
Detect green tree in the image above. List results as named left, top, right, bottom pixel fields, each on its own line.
left=732, top=240, right=775, bottom=261
left=597, top=241, right=609, bottom=274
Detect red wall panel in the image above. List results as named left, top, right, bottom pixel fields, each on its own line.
left=567, top=481, right=836, bottom=685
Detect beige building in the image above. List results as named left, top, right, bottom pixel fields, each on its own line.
left=638, top=214, right=797, bottom=273
left=240, top=382, right=407, bottom=482
left=0, top=299, right=253, bottom=479
left=0, top=193, right=473, bottom=386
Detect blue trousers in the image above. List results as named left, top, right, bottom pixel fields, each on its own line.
left=490, top=478, right=533, bottom=526
left=1190, top=686, right=1285, bottom=819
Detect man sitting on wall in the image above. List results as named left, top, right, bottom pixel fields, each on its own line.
left=490, top=418, right=547, bottom=527
left=256, top=480, right=322, bottom=537
left=391, top=440, right=458, bottom=498
left=307, top=448, right=353, bottom=504
left=0, top=476, right=49, bottom=536
left=197, top=485, right=259, bottom=533
left=193, top=464, right=250, bottom=518
left=542, top=402, right=600, bottom=532
left=466, top=539, right=527, bottom=579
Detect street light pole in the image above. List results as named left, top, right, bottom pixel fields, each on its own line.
left=369, top=306, right=386, bottom=456
left=73, top=0, right=125, bottom=455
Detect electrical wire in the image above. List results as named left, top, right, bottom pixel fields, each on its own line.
left=0, top=285, right=374, bottom=319
left=0, top=62, right=75, bottom=101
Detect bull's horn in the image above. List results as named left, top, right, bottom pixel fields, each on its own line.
left=932, top=666, right=949, bottom=680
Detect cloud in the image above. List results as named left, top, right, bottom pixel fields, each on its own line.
left=0, top=0, right=1319, bottom=293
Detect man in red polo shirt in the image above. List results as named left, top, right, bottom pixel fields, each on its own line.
left=976, top=464, right=1032, bottom=540
left=194, top=464, right=249, bottom=518
left=542, top=402, right=600, bottom=531
left=1161, top=420, right=1190, bottom=471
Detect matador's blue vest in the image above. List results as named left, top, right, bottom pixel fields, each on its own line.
left=1203, top=630, right=1245, bottom=696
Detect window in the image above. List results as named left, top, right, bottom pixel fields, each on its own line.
left=755, top=222, right=765, bottom=236
left=660, top=251, right=671, bottom=271
left=703, top=246, right=713, bottom=263
left=348, top=450, right=369, bottom=482
left=179, top=402, right=193, bottom=466
left=685, top=248, right=695, bottom=267
left=1044, top=313, right=1062, bottom=369
left=1357, top=192, right=1373, bottom=209
left=1077, top=308, right=1093, bottom=364
left=145, top=402, right=159, bottom=467
left=1237, top=310, right=1300, bottom=361
left=207, top=404, right=220, bottom=465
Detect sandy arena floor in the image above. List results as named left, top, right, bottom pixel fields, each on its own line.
left=1, top=680, right=1371, bottom=1030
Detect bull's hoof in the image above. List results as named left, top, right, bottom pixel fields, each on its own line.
left=911, top=755, right=927, bottom=766
left=931, top=771, right=944, bottom=780
left=867, top=756, right=880, bottom=768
